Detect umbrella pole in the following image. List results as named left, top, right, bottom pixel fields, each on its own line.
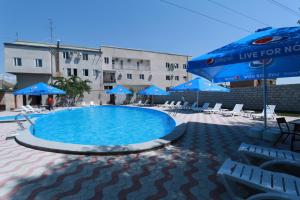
left=197, top=91, right=199, bottom=107
left=263, top=63, right=268, bottom=129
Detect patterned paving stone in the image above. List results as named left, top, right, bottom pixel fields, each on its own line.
left=0, top=108, right=296, bottom=200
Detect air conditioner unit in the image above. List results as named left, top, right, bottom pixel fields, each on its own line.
left=148, top=74, right=152, bottom=81
left=69, top=51, right=73, bottom=56
left=127, top=59, right=131, bottom=62
left=77, top=52, right=82, bottom=57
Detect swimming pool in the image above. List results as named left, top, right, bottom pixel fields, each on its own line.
left=28, top=106, right=178, bottom=148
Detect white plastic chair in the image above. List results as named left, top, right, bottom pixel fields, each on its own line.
left=192, top=102, right=210, bottom=112
left=222, top=104, right=244, bottom=116
left=252, top=105, right=277, bottom=119
left=204, top=103, right=222, bottom=114
left=218, top=159, right=300, bottom=200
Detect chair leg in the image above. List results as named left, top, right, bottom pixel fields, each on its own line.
left=273, top=133, right=285, bottom=146
left=282, top=133, right=291, bottom=143
left=291, top=133, right=296, bottom=151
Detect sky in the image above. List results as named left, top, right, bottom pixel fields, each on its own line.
left=1, top=0, right=300, bottom=84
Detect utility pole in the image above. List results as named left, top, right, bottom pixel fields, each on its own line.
left=48, top=18, right=53, bottom=43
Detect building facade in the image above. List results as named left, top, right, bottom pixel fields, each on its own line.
left=4, top=41, right=192, bottom=105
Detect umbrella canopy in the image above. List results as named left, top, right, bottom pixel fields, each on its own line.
left=13, top=82, right=66, bottom=96
left=188, top=26, right=300, bottom=82
left=138, top=85, right=169, bottom=96
left=170, top=77, right=229, bottom=92
left=106, top=85, right=132, bottom=95
left=187, top=26, right=300, bottom=128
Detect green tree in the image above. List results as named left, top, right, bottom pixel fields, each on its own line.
left=52, top=76, right=91, bottom=105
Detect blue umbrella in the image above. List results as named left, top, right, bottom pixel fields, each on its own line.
left=13, top=82, right=66, bottom=96
left=106, top=85, right=132, bottom=95
left=138, top=85, right=169, bottom=96
left=170, top=77, right=229, bottom=106
left=187, top=26, right=300, bottom=128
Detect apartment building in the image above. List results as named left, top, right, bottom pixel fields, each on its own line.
left=4, top=41, right=192, bottom=105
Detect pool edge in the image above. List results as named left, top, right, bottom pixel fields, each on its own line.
left=15, top=107, right=186, bottom=155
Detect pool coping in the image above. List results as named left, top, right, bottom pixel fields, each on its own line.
left=15, top=106, right=186, bottom=155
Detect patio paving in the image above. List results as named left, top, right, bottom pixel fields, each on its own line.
left=0, top=108, right=295, bottom=200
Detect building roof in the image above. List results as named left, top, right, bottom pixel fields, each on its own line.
left=4, top=41, right=100, bottom=52
left=3, top=40, right=191, bottom=57
left=100, top=45, right=191, bottom=57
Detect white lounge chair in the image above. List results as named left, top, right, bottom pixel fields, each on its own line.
left=188, top=102, right=198, bottom=110
left=135, top=100, right=142, bottom=106
left=203, top=103, right=222, bottom=114
left=81, top=101, right=88, bottom=107
left=179, top=101, right=189, bottom=110
left=218, top=158, right=300, bottom=200
left=173, top=101, right=182, bottom=109
left=252, top=105, right=277, bottom=119
left=21, top=106, right=34, bottom=113
left=90, top=101, right=95, bottom=106
left=238, top=143, right=300, bottom=169
left=142, top=99, right=150, bottom=106
left=26, top=105, right=43, bottom=113
left=192, top=102, right=209, bottom=112
left=222, top=104, right=244, bottom=116
left=160, top=101, right=169, bottom=107
left=165, top=101, right=175, bottom=108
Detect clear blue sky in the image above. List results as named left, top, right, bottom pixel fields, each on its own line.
left=1, top=0, right=300, bottom=84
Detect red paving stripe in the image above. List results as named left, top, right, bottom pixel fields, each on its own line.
left=26, top=156, right=87, bottom=200
left=0, top=145, right=25, bottom=156
left=0, top=152, right=52, bottom=175
left=91, top=154, right=140, bottom=200
left=0, top=148, right=34, bottom=161
left=145, top=150, right=179, bottom=200
left=118, top=155, right=157, bottom=199
left=0, top=155, right=63, bottom=199
left=0, top=153, right=59, bottom=189
left=180, top=123, right=199, bottom=200
left=50, top=157, right=115, bottom=200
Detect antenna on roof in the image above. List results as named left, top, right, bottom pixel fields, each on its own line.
left=15, top=32, right=19, bottom=41
left=48, top=18, right=53, bottom=43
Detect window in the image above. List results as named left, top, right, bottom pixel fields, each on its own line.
left=183, top=76, right=187, bottom=80
left=174, top=63, right=179, bottom=69
left=127, top=74, right=132, bottom=79
left=73, top=68, right=78, bottom=76
left=104, top=57, right=109, bottom=64
left=139, top=74, right=144, bottom=80
left=63, top=51, right=70, bottom=59
left=175, top=76, right=179, bottom=81
left=82, top=53, right=88, bottom=60
left=104, top=86, right=113, bottom=90
left=166, top=75, right=171, bottom=80
left=14, top=57, right=22, bottom=66
left=83, top=69, right=89, bottom=76
left=120, top=60, right=123, bottom=69
left=183, top=64, right=187, bottom=69
left=35, top=59, right=43, bottom=67
left=166, top=62, right=170, bottom=69
left=137, top=61, right=140, bottom=69
left=112, top=60, right=115, bottom=69
left=67, top=68, right=72, bottom=76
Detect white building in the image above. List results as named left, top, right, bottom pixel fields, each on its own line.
left=4, top=41, right=192, bottom=105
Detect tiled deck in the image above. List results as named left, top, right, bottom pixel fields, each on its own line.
left=0, top=109, right=293, bottom=200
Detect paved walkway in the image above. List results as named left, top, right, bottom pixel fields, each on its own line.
left=0, top=109, right=292, bottom=200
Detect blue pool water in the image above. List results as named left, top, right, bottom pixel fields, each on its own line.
left=0, top=113, right=45, bottom=122
left=32, top=106, right=176, bottom=146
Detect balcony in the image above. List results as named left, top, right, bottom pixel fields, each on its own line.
left=103, top=71, right=116, bottom=83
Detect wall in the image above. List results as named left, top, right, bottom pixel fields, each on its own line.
left=153, top=84, right=300, bottom=112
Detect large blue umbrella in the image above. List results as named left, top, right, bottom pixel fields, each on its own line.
left=170, top=77, right=229, bottom=106
left=13, top=82, right=66, bottom=96
left=187, top=26, right=300, bottom=128
left=106, top=85, right=132, bottom=95
left=138, top=85, right=169, bottom=96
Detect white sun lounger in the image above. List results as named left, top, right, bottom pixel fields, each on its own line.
left=89, top=101, right=95, bottom=106
left=218, top=159, right=300, bottom=200
left=188, top=102, right=198, bottom=110
left=160, top=101, right=169, bottom=107
left=238, top=143, right=300, bottom=169
left=21, top=106, right=34, bottom=113
left=142, top=99, right=150, bottom=106
left=179, top=101, right=189, bottom=110
left=203, top=103, right=222, bottom=114
left=26, top=105, right=43, bottom=113
left=252, top=105, right=277, bottom=119
left=173, top=101, right=182, bottom=109
left=222, top=104, right=244, bottom=116
left=165, top=101, right=175, bottom=108
left=192, top=102, right=209, bottom=112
